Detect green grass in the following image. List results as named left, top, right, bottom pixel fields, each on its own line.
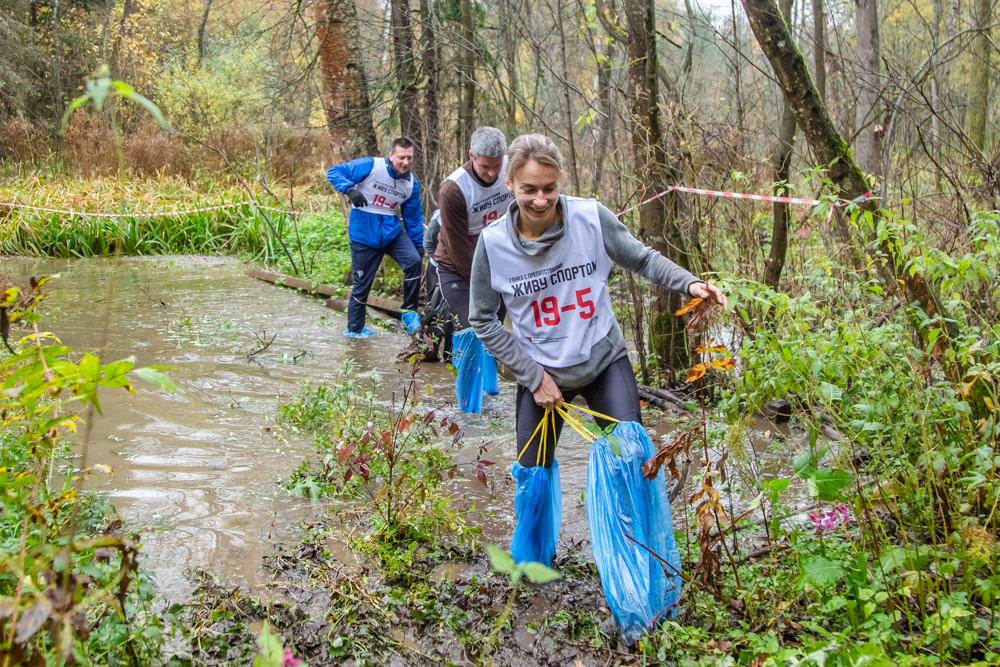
left=0, top=168, right=340, bottom=264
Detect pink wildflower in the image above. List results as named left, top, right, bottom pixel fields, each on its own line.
left=282, top=647, right=302, bottom=667
left=808, top=505, right=851, bottom=533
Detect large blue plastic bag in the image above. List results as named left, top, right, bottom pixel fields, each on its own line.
left=481, top=347, right=499, bottom=395
left=510, top=460, right=561, bottom=566
left=586, top=421, right=681, bottom=645
left=452, top=328, right=484, bottom=413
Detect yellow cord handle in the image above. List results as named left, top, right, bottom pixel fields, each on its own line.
left=517, top=404, right=621, bottom=461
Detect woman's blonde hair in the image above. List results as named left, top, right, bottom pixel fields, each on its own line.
left=506, top=134, right=563, bottom=182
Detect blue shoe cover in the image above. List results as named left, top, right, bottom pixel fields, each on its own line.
left=453, top=328, right=484, bottom=413
left=342, top=327, right=376, bottom=338
left=401, top=309, right=420, bottom=335
left=587, top=421, right=682, bottom=646
left=510, top=460, right=561, bottom=566
left=481, top=347, right=499, bottom=395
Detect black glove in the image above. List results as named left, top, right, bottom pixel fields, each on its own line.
left=346, top=187, right=368, bottom=208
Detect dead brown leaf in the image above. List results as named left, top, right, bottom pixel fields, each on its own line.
left=710, top=357, right=736, bottom=371
left=685, top=363, right=709, bottom=383
left=674, top=297, right=703, bottom=316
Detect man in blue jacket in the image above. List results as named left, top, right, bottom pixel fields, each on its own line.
left=327, top=138, right=424, bottom=338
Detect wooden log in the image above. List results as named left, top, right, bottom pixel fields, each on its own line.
left=246, top=268, right=412, bottom=318
left=637, top=384, right=688, bottom=409
left=245, top=269, right=343, bottom=296
left=326, top=293, right=405, bottom=318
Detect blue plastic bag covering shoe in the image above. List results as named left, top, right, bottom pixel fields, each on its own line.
left=510, top=460, right=562, bottom=566
left=586, top=421, right=682, bottom=646
left=452, top=328, right=485, bottom=413
left=342, top=327, right=376, bottom=338
left=400, top=309, right=420, bottom=335
left=481, top=347, right=499, bottom=395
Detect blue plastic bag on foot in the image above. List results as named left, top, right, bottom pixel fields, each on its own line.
left=400, top=309, right=420, bottom=335
left=510, top=460, right=562, bottom=566
left=586, top=421, right=681, bottom=646
left=452, top=328, right=484, bottom=413
left=342, top=327, right=376, bottom=338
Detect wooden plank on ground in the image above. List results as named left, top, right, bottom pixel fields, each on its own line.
left=245, top=269, right=407, bottom=318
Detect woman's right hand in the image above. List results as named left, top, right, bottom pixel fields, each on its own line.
left=533, top=372, right=564, bottom=411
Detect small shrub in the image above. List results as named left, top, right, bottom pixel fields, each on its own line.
left=0, top=117, right=50, bottom=162
left=63, top=111, right=117, bottom=175
left=125, top=120, right=194, bottom=179
left=270, top=126, right=323, bottom=186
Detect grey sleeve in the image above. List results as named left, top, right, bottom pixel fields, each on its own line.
left=424, top=217, right=440, bottom=259
left=598, top=204, right=702, bottom=294
left=469, top=242, right=546, bottom=392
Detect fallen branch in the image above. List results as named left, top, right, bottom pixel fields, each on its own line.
left=247, top=329, right=276, bottom=361
left=666, top=458, right=692, bottom=503
left=737, top=543, right=790, bottom=564
left=638, top=384, right=689, bottom=409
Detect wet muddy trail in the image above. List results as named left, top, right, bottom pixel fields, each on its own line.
left=1, top=255, right=813, bottom=665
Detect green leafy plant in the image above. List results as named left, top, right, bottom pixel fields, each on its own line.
left=253, top=621, right=307, bottom=667
left=482, top=544, right=560, bottom=652
left=0, top=276, right=174, bottom=666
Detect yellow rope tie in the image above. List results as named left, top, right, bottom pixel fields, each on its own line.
left=518, top=403, right=620, bottom=466
left=554, top=404, right=597, bottom=443
left=564, top=403, right=620, bottom=424
left=518, top=414, right=546, bottom=462
left=536, top=411, right=548, bottom=467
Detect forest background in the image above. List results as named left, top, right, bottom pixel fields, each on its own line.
left=0, top=0, right=1000, bottom=662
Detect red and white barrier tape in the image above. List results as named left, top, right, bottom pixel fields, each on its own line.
left=0, top=201, right=301, bottom=219
left=616, top=186, right=874, bottom=217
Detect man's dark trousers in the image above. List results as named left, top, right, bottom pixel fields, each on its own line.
left=348, top=233, right=422, bottom=333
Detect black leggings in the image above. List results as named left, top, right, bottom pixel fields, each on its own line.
left=438, top=264, right=506, bottom=330
left=515, top=356, right=642, bottom=468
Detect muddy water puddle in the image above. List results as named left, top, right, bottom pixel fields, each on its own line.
left=1, top=255, right=813, bottom=608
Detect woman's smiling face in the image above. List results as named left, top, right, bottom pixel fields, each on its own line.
left=506, top=159, right=561, bottom=227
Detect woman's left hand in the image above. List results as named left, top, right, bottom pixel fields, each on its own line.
left=689, top=282, right=728, bottom=309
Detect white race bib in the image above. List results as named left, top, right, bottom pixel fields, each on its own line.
left=481, top=197, right=615, bottom=368
left=354, top=158, right=413, bottom=215
left=444, top=157, right=513, bottom=235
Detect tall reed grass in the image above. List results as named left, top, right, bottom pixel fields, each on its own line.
left=0, top=169, right=341, bottom=263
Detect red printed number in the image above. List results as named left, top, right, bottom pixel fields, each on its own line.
left=529, top=289, right=595, bottom=328
left=372, top=195, right=398, bottom=210
left=481, top=210, right=499, bottom=227
left=576, top=288, right=595, bottom=319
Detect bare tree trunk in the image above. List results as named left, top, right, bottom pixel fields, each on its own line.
left=812, top=0, right=825, bottom=102
left=314, top=0, right=378, bottom=163
left=500, top=0, right=521, bottom=127
left=623, top=0, right=694, bottom=374
left=557, top=0, right=581, bottom=192
left=419, top=0, right=441, bottom=209
left=964, top=0, right=991, bottom=154
left=741, top=0, right=963, bottom=379
left=854, top=0, right=881, bottom=177
left=111, top=0, right=141, bottom=79
left=592, top=40, right=614, bottom=192
left=731, top=0, right=746, bottom=153
left=392, top=0, right=423, bottom=182
left=197, top=0, right=213, bottom=65
left=682, top=0, right=696, bottom=80
left=459, top=0, right=475, bottom=153
left=100, top=0, right=114, bottom=64
left=51, top=0, right=63, bottom=120
left=764, top=0, right=796, bottom=289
